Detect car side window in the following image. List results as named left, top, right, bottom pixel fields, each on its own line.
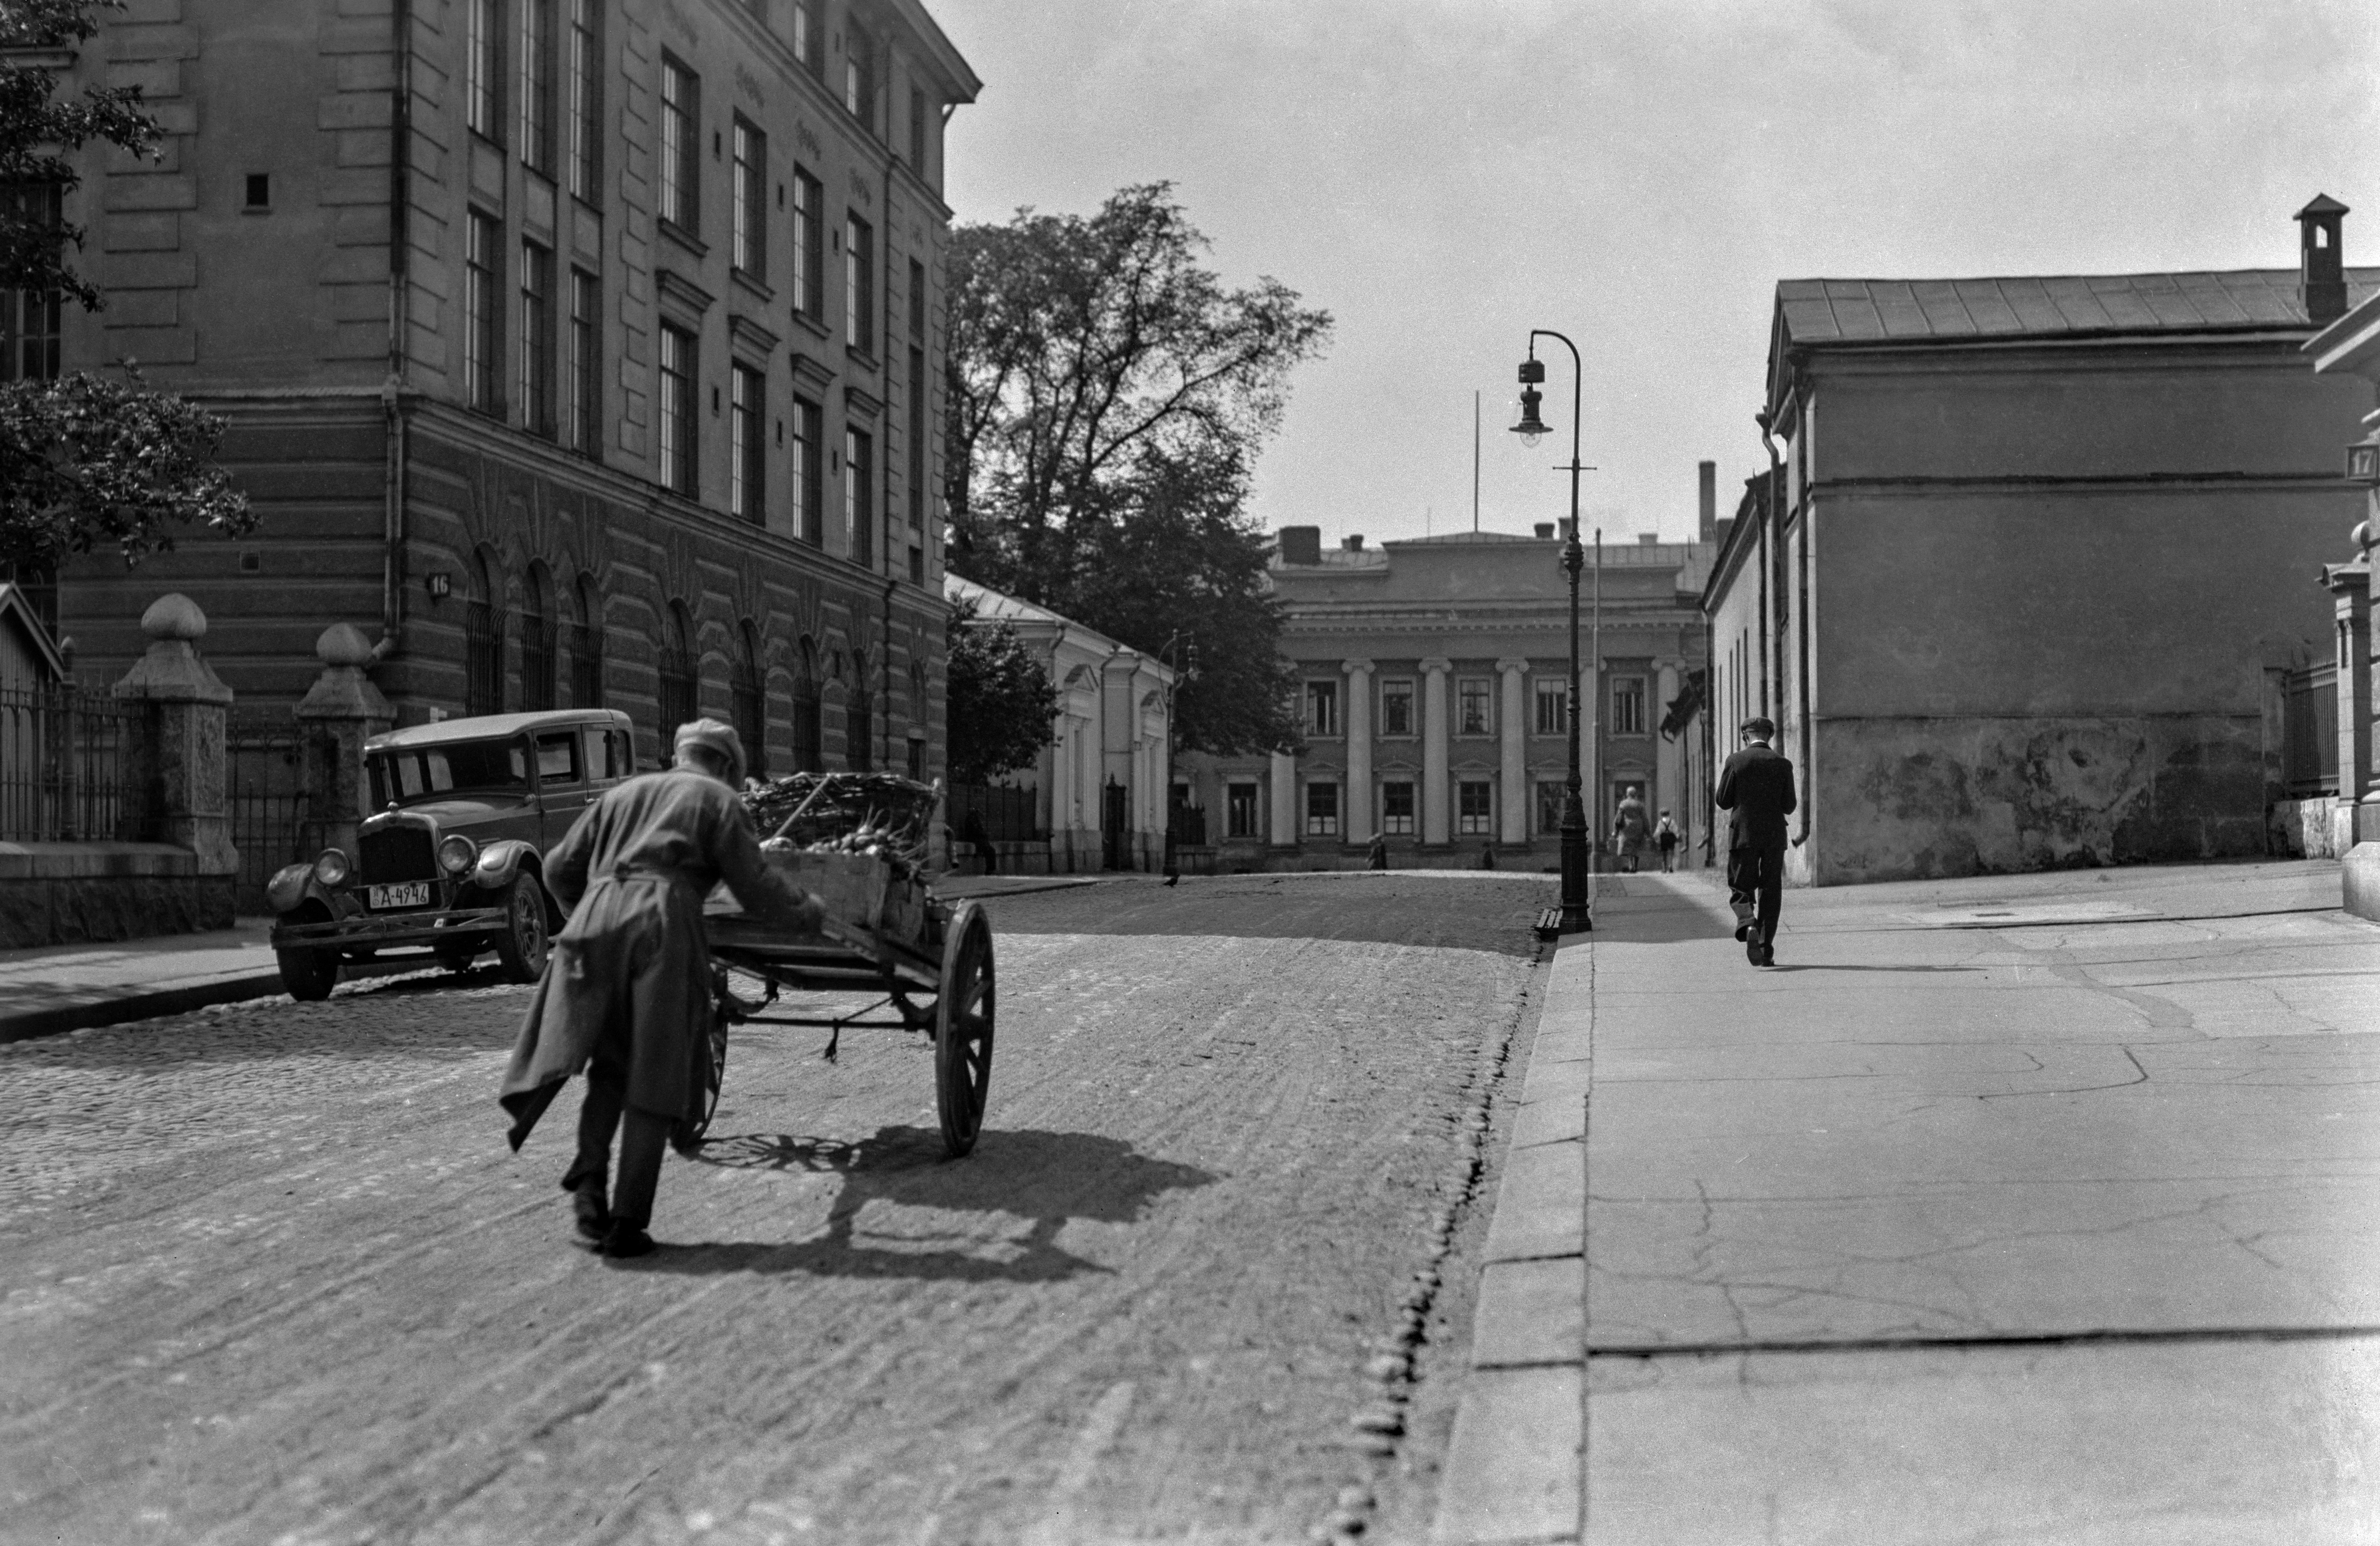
left=536, top=732, right=580, bottom=785
left=610, top=731, right=632, bottom=778
left=583, top=727, right=610, bottom=782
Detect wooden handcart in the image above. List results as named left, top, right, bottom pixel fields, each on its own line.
left=690, top=778, right=996, bottom=1158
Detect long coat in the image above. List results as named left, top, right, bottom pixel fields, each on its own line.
left=1614, top=795, right=1651, bottom=855
left=1715, top=742, right=1797, bottom=852
left=498, top=768, right=803, bottom=1151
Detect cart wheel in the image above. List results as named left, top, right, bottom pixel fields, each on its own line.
left=934, top=900, right=996, bottom=1157
left=676, top=1013, right=730, bottom=1152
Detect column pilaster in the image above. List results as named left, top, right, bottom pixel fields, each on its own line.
left=1269, top=748, right=1297, bottom=847
left=1421, top=658, right=1451, bottom=846
left=1496, top=657, right=1528, bottom=845
left=1343, top=658, right=1374, bottom=842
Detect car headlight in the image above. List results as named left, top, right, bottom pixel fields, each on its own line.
left=436, top=834, right=480, bottom=875
left=312, top=847, right=350, bottom=888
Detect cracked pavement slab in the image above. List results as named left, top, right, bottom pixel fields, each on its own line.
left=1575, top=861, right=2380, bottom=1540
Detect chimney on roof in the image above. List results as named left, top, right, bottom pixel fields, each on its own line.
left=1279, top=526, right=1321, bottom=566
left=1342, top=534, right=1364, bottom=552
left=1534, top=523, right=1555, bottom=539
left=1698, top=460, right=1717, bottom=543
left=2299, top=194, right=2350, bottom=327
left=1639, top=532, right=1659, bottom=546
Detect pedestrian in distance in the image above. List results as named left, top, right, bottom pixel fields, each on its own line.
left=961, top=808, right=997, bottom=876
left=1715, top=716, right=1796, bottom=967
left=1614, top=785, right=1650, bottom=874
left=1366, top=830, right=1388, bottom=871
left=1479, top=837, right=1497, bottom=870
left=497, top=719, right=823, bottom=1258
left=1654, top=810, right=1679, bottom=873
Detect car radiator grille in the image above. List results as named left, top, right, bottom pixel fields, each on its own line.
left=360, top=826, right=437, bottom=885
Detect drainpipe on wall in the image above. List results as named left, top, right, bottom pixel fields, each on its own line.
left=881, top=576, right=895, bottom=771
left=1757, top=408, right=1809, bottom=851
left=377, top=0, right=412, bottom=668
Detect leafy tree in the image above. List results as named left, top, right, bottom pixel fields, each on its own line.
left=0, top=0, right=252, bottom=578
left=945, top=183, right=1331, bottom=755
left=945, top=600, right=1058, bottom=786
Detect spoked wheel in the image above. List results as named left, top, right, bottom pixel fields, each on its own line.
left=933, top=900, right=996, bottom=1158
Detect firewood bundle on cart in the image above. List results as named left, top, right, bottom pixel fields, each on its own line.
left=693, top=771, right=996, bottom=1158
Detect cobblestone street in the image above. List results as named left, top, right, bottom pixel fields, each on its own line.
left=0, top=873, right=1552, bottom=1546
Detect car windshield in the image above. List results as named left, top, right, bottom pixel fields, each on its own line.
left=369, top=739, right=530, bottom=806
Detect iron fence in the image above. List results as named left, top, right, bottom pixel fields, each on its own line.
left=2282, top=663, right=2339, bottom=799
left=228, top=710, right=316, bottom=915
left=947, top=782, right=1043, bottom=843
left=0, top=682, right=153, bottom=843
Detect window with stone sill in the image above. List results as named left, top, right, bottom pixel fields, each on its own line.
left=1305, top=781, right=1338, bottom=837
left=1381, top=780, right=1415, bottom=835
left=1380, top=679, right=1413, bottom=737
left=1610, top=675, right=1646, bottom=737
left=1534, top=679, right=1566, bottom=736
left=1457, top=677, right=1491, bottom=736
left=1226, top=782, right=1258, bottom=840
left=1457, top=779, right=1493, bottom=836
left=1306, top=680, right=1338, bottom=737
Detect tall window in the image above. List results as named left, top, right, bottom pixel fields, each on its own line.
left=519, top=239, right=555, bottom=435
left=1535, top=679, right=1566, bottom=736
left=1306, top=680, right=1338, bottom=737
left=733, top=622, right=767, bottom=779
left=907, top=257, right=927, bottom=531
left=658, top=322, right=696, bottom=495
left=466, top=553, right=504, bottom=715
left=1305, top=781, right=1339, bottom=838
left=1458, top=780, right=1493, bottom=836
left=845, top=213, right=873, bottom=353
left=1380, top=679, right=1413, bottom=737
left=571, top=573, right=604, bottom=707
left=791, top=640, right=823, bottom=770
left=845, top=427, right=873, bottom=565
left=1458, top=677, right=1491, bottom=736
left=1226, top=782, right=1258, bottom=840
left=792, top=394, right=822, bottom=544
left=566, top=0, right=601, bottom=201
left=466, top=0, right=502, bottom=141
left=658, top=56, right=698, bottom=233
left=843, top=22, right=874, bottom=123
left=567, top=267, right=600, bottom=455
left=1611, top=676, right=1646, bottom=736
left=658, top=602, right=698, bottom=737
left=729, top=361, right=764, bottom=523
left=791, top=169, right=823, bottom=319
left=846, top=658, right=872, bottom=771
left=1382, top=781, right=1416, bottom=836
left=791, top=2, right=815, bottom=72
left=518, top=0, right=553, bottom=171
left=464, top=211, right=502, bottom=415
left=730, top=117, right=765, bottom=276
left=521, top=564, right=555, bottom=711
left=0, top=185, right=62, bottom=382
left=1536, top=781, right=1567, bottom=835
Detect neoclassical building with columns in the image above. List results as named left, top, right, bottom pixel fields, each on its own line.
left=1176, top=524, right=1710, bottom=869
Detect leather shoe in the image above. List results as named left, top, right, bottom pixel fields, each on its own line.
left=1734, top=922, right=1750, bottom=942
left=572, top=1186, right=611, bottom=1242
left=1757, top=943, right=1776, bottom=967
left=599, top=1222, right=655, bottom=1258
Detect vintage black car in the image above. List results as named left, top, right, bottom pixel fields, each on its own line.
left=266, top=709, right=637, bottom=1000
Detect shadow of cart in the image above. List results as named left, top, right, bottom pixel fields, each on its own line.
left=638, top=1124, right=1217, bottom=1281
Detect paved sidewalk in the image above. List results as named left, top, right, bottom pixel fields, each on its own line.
left=0, top=919, right=295, bottom=1043
left=1435, top=859, right=2380, bottom=1543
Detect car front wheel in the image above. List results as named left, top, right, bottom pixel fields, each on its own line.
left=276, top=947, right=338, bottom=1001
left=492, top=873, right=552, bottom=983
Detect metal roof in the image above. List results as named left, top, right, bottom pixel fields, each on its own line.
left=368, top=708, right=631, bottom=750
left=1775, top=267, right=2380, bottom=349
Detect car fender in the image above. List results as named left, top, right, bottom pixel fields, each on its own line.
left=267, top=861, right=321, bottom=917
left=469, top=837, right=539, bottom=892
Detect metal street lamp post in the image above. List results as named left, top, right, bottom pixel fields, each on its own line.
left=1511, top=331, right=1593, bottom=932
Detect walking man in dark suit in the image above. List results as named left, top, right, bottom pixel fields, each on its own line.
left=1715, top=716, right=1796, bottom=967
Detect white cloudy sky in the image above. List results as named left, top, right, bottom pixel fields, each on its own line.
left=935, top=0, right=2380, bottom=545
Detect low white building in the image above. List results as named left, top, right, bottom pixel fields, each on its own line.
left=947, top=576, right=1176, bottom=873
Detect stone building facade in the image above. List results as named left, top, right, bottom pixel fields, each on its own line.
left=1711, top=208, right=2378, bottom=886
left=28, top=0, right=977, bottom=784
left=1177, top=524, right=1710, bottom=871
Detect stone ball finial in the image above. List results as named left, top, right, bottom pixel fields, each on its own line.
left=316, top=622, right=375, bottom=668
left=140, top=593, right=207, bottom=643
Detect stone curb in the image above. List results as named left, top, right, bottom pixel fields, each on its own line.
left=0, top=957, right=433, bottom=1046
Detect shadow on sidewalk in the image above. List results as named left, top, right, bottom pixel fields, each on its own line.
left=632, top=1124, right=1217, bottom=1281
left=1765, top=963, right=1984, bottom=974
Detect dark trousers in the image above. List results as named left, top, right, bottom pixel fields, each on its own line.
left=560, top=1053, right=671, bottom=1231
left=1727, top=842, right=1786, bottom=946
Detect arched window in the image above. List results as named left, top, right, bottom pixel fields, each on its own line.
left=571, top=572, right=604, bottom=707
left=791, top=635, right=823, bottom=771
left=465, top=548, right=504, bottom=716
left=733, top=620, right=767, bottom=780
left=521, top=562, right=556, bottom=711
left=658, top=600, right=698, bottom=739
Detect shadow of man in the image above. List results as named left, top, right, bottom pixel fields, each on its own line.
left=631, top=1125, right=1217, bottom=1281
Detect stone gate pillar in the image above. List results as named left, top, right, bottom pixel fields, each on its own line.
left=112, top=593, right=235, bottom=878
left=296, top=622, right=394, bottom=861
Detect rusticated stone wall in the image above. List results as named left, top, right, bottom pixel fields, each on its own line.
left=0, top=849, right=235, bottom=948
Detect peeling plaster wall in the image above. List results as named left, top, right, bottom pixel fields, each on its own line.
left=1813, top=714, right=2267, bottom=884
